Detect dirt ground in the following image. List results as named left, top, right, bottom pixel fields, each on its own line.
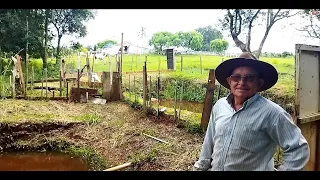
left=0, top=99, right=204, bottom=171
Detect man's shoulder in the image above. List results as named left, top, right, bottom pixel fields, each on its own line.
left=258, top=95, right=287, bottom=113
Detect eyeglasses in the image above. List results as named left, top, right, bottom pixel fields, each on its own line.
left=229, top=74, right=258, bottom=83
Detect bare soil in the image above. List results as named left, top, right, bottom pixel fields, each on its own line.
left=0, top=99, right=204, bottom=171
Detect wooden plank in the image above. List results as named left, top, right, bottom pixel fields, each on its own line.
left=110, top=72, right=120, bottom=101
left=27, top=78, right=76, bottom=84
left=317, top=122, right=320, bottom=170
left=143, top=62, right=147, bottom=112
left=200, top=69, right=216, bottom=130
left=297, top=51, right=319, bottom=117
left=296, top=44, right=320, bottom=52
left=102, top=72, right=111, bottom=101
left=298, top=112, right=320, bottom=124
left=299, top=122, right=317, bottom=171
left=86, top=53, right=92, bottom=88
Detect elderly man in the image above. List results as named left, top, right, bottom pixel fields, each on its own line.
left=193, top=52, right=310, bottom=171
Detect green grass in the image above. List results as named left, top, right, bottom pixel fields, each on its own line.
left=2, top=54, right=295, bottom=113
left=59, top=54, right=295, bottom=95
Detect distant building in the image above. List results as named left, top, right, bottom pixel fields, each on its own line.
left=101, top=42, right=151, bottom=56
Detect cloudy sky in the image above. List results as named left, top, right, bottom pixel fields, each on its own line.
left=62, top=9, right=318, bottom=53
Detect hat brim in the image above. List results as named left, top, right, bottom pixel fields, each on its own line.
left=215, top=58, right=278, bottom=92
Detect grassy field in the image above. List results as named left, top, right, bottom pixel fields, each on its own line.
left=56, top=54, right=295, bottom=96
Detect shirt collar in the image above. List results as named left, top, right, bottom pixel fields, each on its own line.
left=226, top=93, right=260, bottom=110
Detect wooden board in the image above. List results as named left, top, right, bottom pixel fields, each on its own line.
left=200, top=69, right=215, bottom=130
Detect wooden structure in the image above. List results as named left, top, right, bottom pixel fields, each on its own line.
left=200, top=69, right=216, bottom=130
left=294, top=44, right=320, bottom=171
left=101, top=72, right=121, bottom=102
left=70, top=87, right=98, bottom=102
left=165, top=48, right=175, bottom=70
left=12, top=55, right=25, bottom=97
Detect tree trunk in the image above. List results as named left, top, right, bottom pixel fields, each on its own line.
left=231, top=33, right=248, bottom=52
left=43, top=9, right=49, bottom=70
left=256, top=27, right=272, bottom=59
left=56, top=34, right=62, bottom=65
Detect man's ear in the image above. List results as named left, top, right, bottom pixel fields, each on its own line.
left=226, top=77, right=231, bottom=86
left=258, top=79, right=264, bottom=89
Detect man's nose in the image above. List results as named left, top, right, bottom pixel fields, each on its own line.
left=238, top=78, right=247, bottom=85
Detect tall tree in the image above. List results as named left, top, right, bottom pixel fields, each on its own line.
left=219, top=9, right=300, bottom=58
left=177, top=31, right=203, bottom=51
left=196, top=25, right=223, bottom=51
left=210, top=39, right=229, bottom=55
left=297, top=9, right=320, bottom=40
left=96, top=40, right=117, bottom=49
left=51, top=9, right=95, bottom=64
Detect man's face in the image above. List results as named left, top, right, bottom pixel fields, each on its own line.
left=226, top=66, right=264, bottom=100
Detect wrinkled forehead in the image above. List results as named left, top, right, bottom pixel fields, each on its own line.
left=231, top=66, right=260, bottom=76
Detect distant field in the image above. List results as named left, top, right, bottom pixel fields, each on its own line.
left=51, top=54, right=294, bottom=96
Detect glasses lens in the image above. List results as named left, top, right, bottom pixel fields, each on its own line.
left=230, top=75, right=257, bottom=82
left=230, top=75, right=241, bottom=82
left=244, top=75, right=257, bottom=82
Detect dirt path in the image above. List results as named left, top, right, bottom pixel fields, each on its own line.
left=0, top=99, right=204, bottom=171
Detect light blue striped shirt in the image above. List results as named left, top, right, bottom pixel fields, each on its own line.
left=193, top=93, right=310, bottom=171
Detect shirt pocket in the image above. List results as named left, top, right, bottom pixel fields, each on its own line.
left=232, top=125, right=267, bottom=153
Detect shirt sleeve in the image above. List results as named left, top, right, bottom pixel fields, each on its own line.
left=193, top=105, right=216, bottom=171
left=267, top=110, right=310, bottom=171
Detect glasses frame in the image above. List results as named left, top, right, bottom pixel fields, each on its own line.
left=229, top=74, right=259, bottom=83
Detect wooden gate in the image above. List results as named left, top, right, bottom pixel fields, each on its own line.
left=295, top=44, right=320, bottom=171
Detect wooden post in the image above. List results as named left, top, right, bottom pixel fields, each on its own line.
left=120, top=33, right=124, bottom=75
left=119, top=33, right=124, bottom=100
left=115, top=54, right=118, bottom=72
left=143, top=61, right=147, bottom=113
left=15, top=55, right=25, bottom=97
left=129, top=74, right=131, bottom=97
left=86, top=52, right=92, bottom=88
left=31, top=65, right=34, bottom=96
left=91, top=56, right=95, bottom=73
left=45, top=68, right=48, bottom=100
left=25, top=15, right=29, bottom=98
left=62, top=59, right=66, bottom=88
left=11, top=60, right=15, bottom=98
left=86, top=91, right=89, bottom=103
left=66, top=82, right=69, bottom=102
left=178, top=82, right=184, bottom=121
left=149, top=75, right=152, bottom=108
left=133, top=75, right=136, bottom=102
left=41, top=72, right=44, bottom=98
left=157, top=76, right=160, bottom=118
left=25, top=64, right=28, bottom=98
left=111, top=72, right=121, bottom=101
left=174, top=83, right=178, bottom=122
left=102, top=72, right=111, bottom=101
left=10, top=75, right=13, bottom=98
left=108, top=55, right=112, bottom=73
left=200, top=69, right=216, bottom=130
left=77, top=52, right=81, bottom=102
left=59, top=70, right=62, bottom=97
